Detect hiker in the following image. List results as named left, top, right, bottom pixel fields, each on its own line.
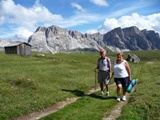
left=95, top=49, right=112, bottom=96
left=112, top=52, right=131, bottom=102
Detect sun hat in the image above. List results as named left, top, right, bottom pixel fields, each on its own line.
left=100, top=49, right=106, bottom=53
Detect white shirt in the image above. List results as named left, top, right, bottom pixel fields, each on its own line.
left=113, top=60, right=128, bottom=78
left=97, top=57, right=111, bottom=71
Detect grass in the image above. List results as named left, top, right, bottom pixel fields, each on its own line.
left=118, top=61, right=160, bottom=120
left=0, top=50, right=160, bottom=120
left=0, top=52, right=103, bottom=119
left=40, top=52, right=142, bottom=120
left=40, top=87, right=117, bottom=120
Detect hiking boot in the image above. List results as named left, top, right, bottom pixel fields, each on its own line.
left=117, top=96, right=120, bottom=102
left=122, top=96, right=126, bottom=101
left=106, top=92, right=110, bottom=96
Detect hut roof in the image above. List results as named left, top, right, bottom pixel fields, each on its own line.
left=4, top=42, right=31, bottom=48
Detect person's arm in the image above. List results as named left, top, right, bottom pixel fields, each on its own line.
left=125, top=61, right=131, bottom=80
left=108, top=58, right=112, bottom=78
left=110, top=61, right=115, bottom=79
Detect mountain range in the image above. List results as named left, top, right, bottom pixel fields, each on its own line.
left=28, top=25, right=160, bottom=53
left=1, top=25, right=160, bottom=53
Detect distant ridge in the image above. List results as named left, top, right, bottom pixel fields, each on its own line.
left=1, top=25, right=160, bottom=53
left=0, top=39, right=22, bottom=51
left=27, top=25, right=160, bottom=53
left=104, top=26, right=160, bottom=51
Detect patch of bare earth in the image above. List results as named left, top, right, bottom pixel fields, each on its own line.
left=146, top=62, right=154, bottom=64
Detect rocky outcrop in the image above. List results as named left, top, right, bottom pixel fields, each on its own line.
left=28, top=25, right=103, bottom=53
left=126, top=53, right=141, bottom=63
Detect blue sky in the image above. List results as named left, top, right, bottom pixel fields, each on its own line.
left=0, top=0, right=160, bottom=41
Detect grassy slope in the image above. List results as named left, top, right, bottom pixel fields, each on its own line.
left=0, top=50, right=160, bottom=120
left=118, top=63, right=160, bottom=119
left=40, top=53, right=141, bottom=120
left=41, top=50, right=160, bottom=120
left=112, top=50, right=160, bottom=120
left=0, top=52, right=108, bottom=119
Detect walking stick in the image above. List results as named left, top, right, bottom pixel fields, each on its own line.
left=95, top=71, right=96, bottom=90
left=94, top=70, right=98, bottom=90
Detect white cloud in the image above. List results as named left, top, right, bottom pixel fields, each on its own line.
left=90, top=0, right=108, bottom=6
left=59, top=13, right=102, bottom=28
left=0, top=0, right=103, bottom=40
left=1, top=0, right=62, bottom=26
left=14, top=27, right=33, bottom=41
left=0, top=0, right=63, bottom=40
left=98, top=13, right=160, bottom=34
left=0, top=16, right=5, bottom=25
left=87, top=29, right=98, bottom=34
left=71, top=3, right=85, bottom=13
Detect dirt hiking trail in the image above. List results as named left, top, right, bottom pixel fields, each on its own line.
left=12, top=83, right=131, bottom=120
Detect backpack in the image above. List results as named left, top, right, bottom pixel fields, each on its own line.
left=98, top=57, right=111, bottom=69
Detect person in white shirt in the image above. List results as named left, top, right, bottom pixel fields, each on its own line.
left=113, top=52, right=131, bottom=102
left=95, top=49, right=112, bottom=96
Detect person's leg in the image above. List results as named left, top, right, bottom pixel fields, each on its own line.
left=106, top=84, right=108, bottom=92
left=122, top=87, right=126, bottom=101
left=105, top=84, right=109, bottom=96
left=116, top=84, right=122, bottom=101
left=117, top=84, right=122, bottom=96
left=121, top=77, right=129, bottom=101
left=98, top=71, right=104, bottom=95
left=104, top=71, right=110, bottom=95
left=123, top=87, right=127, bottom=95
left=99, top=83, right=104, bottom=95
left=100, top=83, right=104, bottom=92
left=114, top=78, right=122, bottom=101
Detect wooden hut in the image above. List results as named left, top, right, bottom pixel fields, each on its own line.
left=4, top=42, right=31, bottom=56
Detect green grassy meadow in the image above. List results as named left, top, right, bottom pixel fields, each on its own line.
left=0, top=50, right=160, bottom=120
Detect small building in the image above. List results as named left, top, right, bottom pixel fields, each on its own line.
left=4, top=42, right=32, bottom=56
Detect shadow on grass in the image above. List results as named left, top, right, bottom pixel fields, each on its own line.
left=62, top=89, right=116, bottom=100
left=88, top=93, right=117, bottom=100
left=62, top=89, right=85, bottom=97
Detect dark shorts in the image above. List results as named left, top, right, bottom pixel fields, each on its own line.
left=114, top=77, right=129, bottom=88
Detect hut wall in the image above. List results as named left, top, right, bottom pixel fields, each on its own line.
left=25, top=45, right=31, bottom=56
left=5, top=46, right=17, bottom=54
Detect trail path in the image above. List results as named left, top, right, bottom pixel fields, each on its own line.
left=13, top=83, right=130, bottom=120
left=13, top=87, right=100, bottom=120
left=103, top=79, right=138, bottom=120
left=13, top=97, right=80, bottom=120
left=102, top=94, right=129, bottom=120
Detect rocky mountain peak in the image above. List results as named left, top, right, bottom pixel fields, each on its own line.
left=123, top=26, right=142, bottom=36
left=28, top=25, right=103, bottom=53
left=46, top=25, right=69, bottom=36
left=27, top=25, right=160, bottom=53
left=35, top=27, right=47, bottom=32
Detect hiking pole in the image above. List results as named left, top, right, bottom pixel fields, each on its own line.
left=95, top=71, right=97, bottom=90
left=109, top=72, right=114, bottom=83
left=94, top=69, right=98, bottom=90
